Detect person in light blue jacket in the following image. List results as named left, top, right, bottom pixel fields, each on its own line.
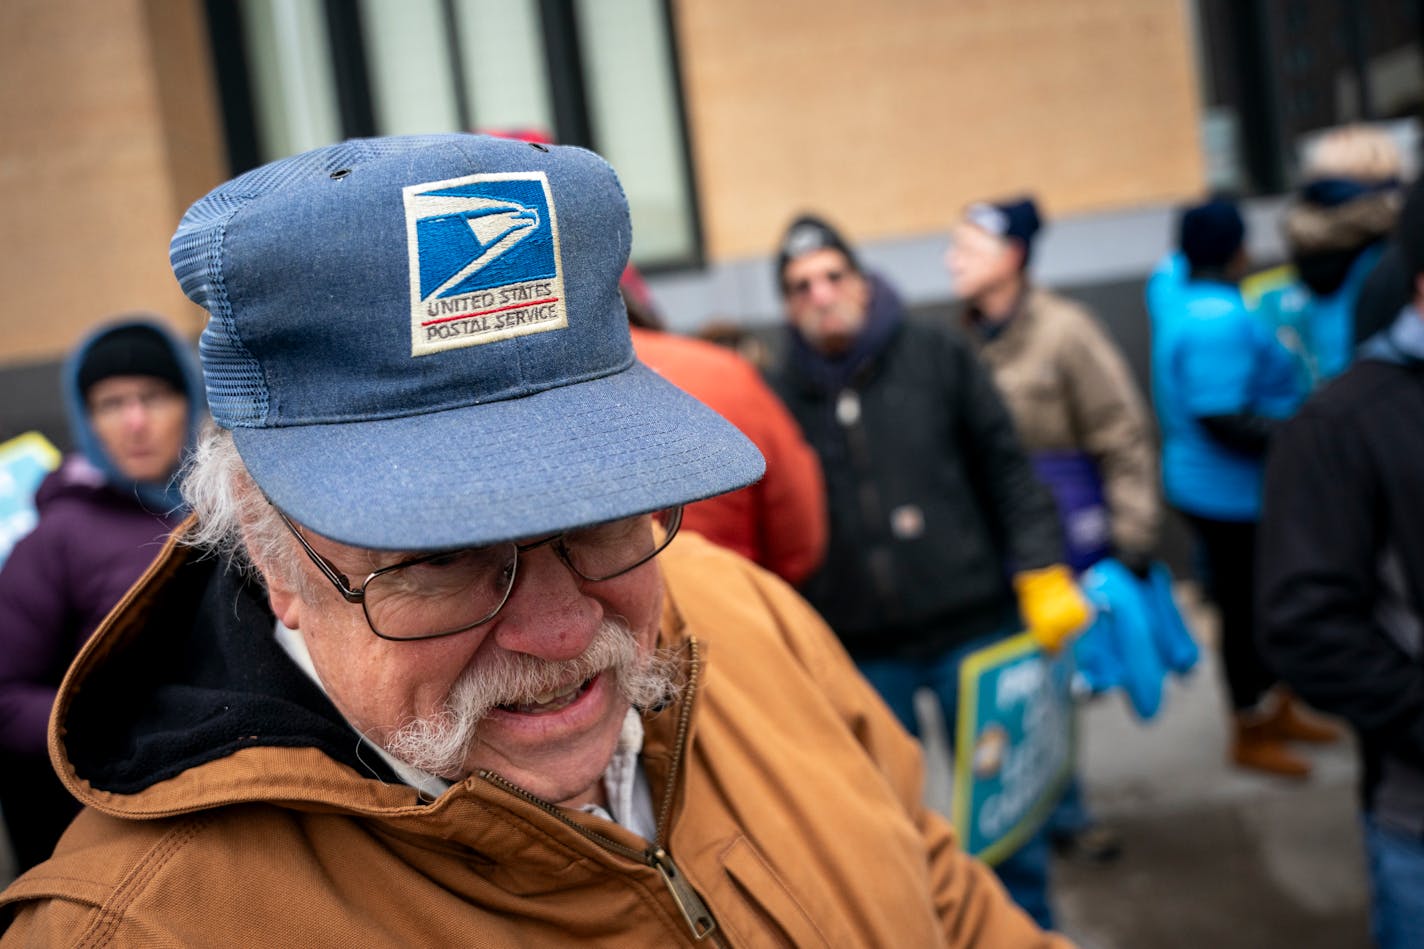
left=1150, top=199, right=1336, bottom=779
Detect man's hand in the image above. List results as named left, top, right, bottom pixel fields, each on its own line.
left=1013, top=564, right=1093, bottom=654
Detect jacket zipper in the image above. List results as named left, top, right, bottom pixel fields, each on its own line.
left=478, top=637, right=719, bottom=943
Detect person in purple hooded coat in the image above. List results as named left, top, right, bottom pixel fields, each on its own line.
left=0, top=317, right=205, bottom=873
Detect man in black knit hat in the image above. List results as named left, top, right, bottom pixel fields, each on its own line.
left=765, top=212, right=1091, bottom=930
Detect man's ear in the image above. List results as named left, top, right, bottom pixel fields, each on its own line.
left=1008, top=241, right=1029, bottom=274
left=849, top=267, right=872, bottom=309
left=264, top=570, right=303, bottom=630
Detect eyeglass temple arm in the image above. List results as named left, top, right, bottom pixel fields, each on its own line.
left=273, top=508, right=365, bottom=603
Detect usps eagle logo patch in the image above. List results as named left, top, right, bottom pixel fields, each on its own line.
left=404, top=171, right=567, bottom=356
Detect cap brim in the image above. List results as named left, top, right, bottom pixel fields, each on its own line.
left=234, top=361, right=765, bottom=550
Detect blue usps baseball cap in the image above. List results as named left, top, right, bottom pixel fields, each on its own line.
left=170, top=133, right=764, bottom=550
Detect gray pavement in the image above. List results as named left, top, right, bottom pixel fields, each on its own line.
left=1053, top=658, right=1366, bottom=948
left=0, top=586, right=1372, bottom=947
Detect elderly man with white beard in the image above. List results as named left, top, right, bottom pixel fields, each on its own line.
left=0, top=134, right=1071, bottom=948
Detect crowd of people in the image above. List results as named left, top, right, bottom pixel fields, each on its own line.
left=0, top=122, right=1419, bottom=946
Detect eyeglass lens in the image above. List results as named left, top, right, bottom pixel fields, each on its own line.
left=362, top=509, right=679, bottom=640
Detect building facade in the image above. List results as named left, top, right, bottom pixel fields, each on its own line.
left=1, top=0, right=1418, bottom=444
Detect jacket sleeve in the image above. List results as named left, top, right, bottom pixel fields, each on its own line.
left=0, top=516, right=75, bottom=757
left=1198, top=412, right=1278, bottom=457
left=738, top=363, right=827, bottom=585
left=1059, top=312, right=1161, bottom=556
left=952, top=336, right=1065, bottom=571
left=757, top=571, right=1073, bottom=947
left=1258, top=406, right=1424, bottom=764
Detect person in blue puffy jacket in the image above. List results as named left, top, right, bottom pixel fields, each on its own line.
left=1149, top=199, right=1338, bottom=779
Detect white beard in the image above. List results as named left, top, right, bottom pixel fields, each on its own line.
left=382, top=618, right=680, bottom=778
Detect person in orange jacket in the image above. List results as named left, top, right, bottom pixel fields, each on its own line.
left=625, top=288, right=826, bottom=585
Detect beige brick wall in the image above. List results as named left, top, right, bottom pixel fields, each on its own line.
left=0, top=1, right=1205, bottom=363
left=0, top=0, right=225, bottom=365
left=673, top=0, right=1205, bottom=261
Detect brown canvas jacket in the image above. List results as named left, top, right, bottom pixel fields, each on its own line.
left=1, top=527, right=1069, bottom=947
left=968, top=288, right=1160, bottom=557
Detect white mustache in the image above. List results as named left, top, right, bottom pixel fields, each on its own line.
left=382, top=618, right=681, bottom=778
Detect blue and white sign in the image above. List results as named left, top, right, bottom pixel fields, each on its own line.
left=951, top=633, right=1074, bottom=865
left=404, top=172, right=567, bottom=356
left=0, top=432, right=60, bottom=569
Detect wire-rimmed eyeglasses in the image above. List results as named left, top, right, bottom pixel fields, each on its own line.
left=274, top=506, right=683, bottom=642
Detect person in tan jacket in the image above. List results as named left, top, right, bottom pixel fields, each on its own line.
left=948, top=197, right=1161, bottom=866
left=949, top=198, right=1159, bottom=574
left=0, top=135, right=1070, bottom=947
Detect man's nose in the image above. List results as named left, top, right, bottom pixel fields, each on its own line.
left=806, top=276, right=838, bottom=307
left=489, top=544, right=601, bottom=660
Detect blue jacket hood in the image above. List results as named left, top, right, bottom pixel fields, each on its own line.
left=61, top=317, right=207, bottom=513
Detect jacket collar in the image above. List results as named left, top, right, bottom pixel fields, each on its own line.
left=1359, top=305, right=1424, bottom=366
left=965, top=284, right=1034, bottom=347
left=51, top=518, right=701, bottom=850
left=786, top=271, right=906, bottom=394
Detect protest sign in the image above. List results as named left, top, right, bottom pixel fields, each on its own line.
left=951, top=633, right=1074, bottom=865
left=0, top=432, right=61, bottom=567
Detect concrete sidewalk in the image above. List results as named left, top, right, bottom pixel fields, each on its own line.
left=1054, top=655, right=1366, bottom=948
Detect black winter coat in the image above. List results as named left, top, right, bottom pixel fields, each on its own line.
left=769, top=310, right=1063, bottom=661
left=1259, top=353, right=1424, bottom=835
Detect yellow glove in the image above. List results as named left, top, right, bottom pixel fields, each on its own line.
left=1013, top=564, right=1093, bottom=654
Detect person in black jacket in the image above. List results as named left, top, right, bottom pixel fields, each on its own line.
left=1258, top=176, right=1424, bottom=949
left=765, top=214, right=1091, bottom=931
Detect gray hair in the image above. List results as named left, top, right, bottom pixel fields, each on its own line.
left=179, top=422, right=303, bottom=588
